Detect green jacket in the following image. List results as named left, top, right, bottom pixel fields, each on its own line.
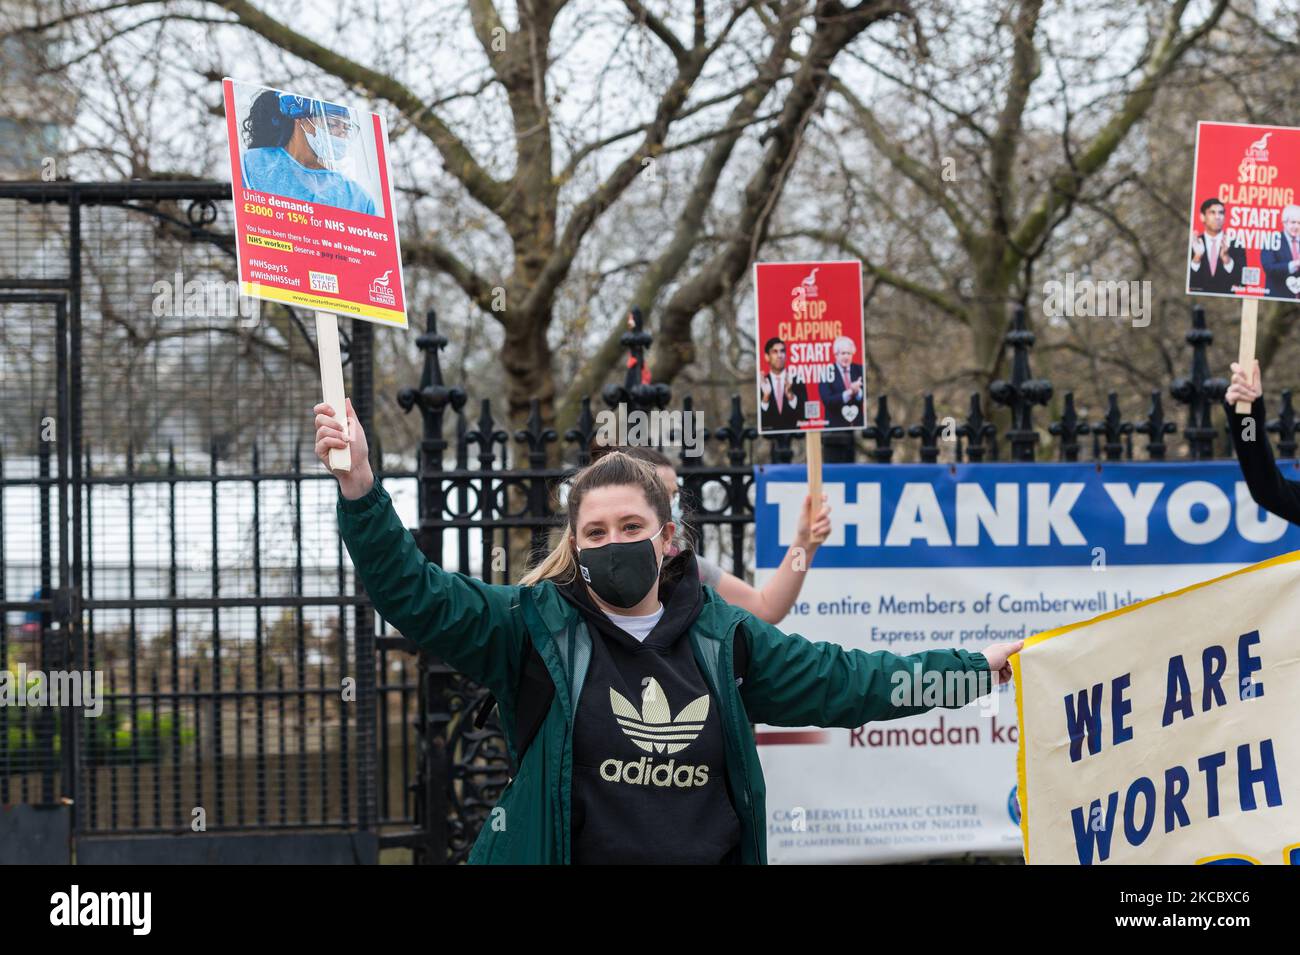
left=338, top=478, right=991, bottom=864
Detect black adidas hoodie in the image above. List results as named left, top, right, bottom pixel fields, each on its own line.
left=557, top=551, right=743, bottom=864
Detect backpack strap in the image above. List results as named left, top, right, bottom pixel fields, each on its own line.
left=732, top=621, right=750, bottom=687
left=510, top=638, right=555, bottom=768
left=471, top=637, right=555, bottom=775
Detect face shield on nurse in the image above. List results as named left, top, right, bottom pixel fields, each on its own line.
left=275, top=94, right=358, bottom=171
left=299, top=106, right=359, bottom=168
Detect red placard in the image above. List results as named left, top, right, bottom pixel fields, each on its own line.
left=222, top=78, right=408, bottom=327
left=1187, top=122, right=1300, bottom=303
left=753, top=261, right=865, bottom=434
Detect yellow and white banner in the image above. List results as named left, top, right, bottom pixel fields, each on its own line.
left=1014, top=551, right=1300, bottom=865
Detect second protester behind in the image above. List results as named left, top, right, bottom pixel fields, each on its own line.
left=591, top=443, right=831, bottom=625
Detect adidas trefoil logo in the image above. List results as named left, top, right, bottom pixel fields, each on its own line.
left=600, top=678, right=711, bottom=788
left=609, top=677, right=708, bottom=754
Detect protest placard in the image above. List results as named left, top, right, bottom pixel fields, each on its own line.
left=222, top=78, right=408, bottom=469
left=753, top=260, right=864, bottom=501
left=1187, top=122, right=1300, bottom=412
left=1014, top=551, right=1300, bottom=865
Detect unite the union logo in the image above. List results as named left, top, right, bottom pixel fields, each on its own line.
left=368, top=269, right=396, bottom=307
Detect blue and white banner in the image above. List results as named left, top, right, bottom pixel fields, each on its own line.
left=752, top=461, right=1300, bottom=863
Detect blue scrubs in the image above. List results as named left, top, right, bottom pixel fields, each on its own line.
left=241, top=146, right=376, bottom=216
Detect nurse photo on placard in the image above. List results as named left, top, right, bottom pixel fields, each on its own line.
left=236, top=85, right=381, bottom=217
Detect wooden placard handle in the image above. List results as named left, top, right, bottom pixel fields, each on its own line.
left=807, top=429, right=822, bottom=512
left=1236, top=298, right=1259, bottom=415
left=316, top=311, right=352, bottom=472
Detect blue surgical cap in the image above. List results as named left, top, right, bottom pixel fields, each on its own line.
left=276, top=93, right=350, bottom=122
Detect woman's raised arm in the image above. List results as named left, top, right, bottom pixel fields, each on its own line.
left=1225, top=361, right=1300, bottom=524
left=316, top=400, right=527, bottom=697
left=712, top=492, right=832, bottom=624
left=738, top=611, right=1019, bottom=729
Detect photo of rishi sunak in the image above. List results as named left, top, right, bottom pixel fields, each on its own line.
left=1187, top=197, right=1247, bottom=294
left=758, top=337, right=808, bottom=432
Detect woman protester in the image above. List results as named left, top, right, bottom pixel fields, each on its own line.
left=315, top=399, right=1021, bottom=864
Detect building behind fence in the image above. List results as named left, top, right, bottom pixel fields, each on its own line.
left=1, top=180, right=1291, bottom=863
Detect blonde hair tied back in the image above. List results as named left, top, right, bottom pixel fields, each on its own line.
left=519, top=450, right=673, bottom=587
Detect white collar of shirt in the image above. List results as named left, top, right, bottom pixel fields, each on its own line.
left=604, top=604, right=665, bottom=643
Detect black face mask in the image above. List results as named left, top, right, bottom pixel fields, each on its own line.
left=575, top=524, right=666, bottom=609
